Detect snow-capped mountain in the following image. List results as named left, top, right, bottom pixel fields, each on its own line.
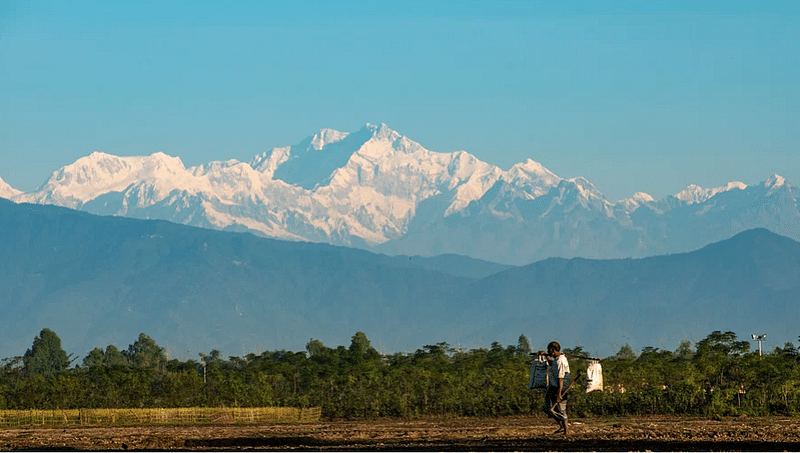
left=7, top=123, right=800, bottom=265
left=0, top=176, right=21, bottom=199
left=12, top=123, right=531, bottom=249
left=672, top=181, right=748, bottom=206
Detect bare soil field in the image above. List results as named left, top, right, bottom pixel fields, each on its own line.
left=1, top=415, right=799, bottom=451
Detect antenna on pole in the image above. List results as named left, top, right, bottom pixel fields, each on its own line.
left=751, top=334, right=767, bottom=356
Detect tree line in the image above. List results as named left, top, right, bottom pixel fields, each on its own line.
left=1, top=328, right=799, bottom=418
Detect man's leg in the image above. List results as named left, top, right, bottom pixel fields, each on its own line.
left=553, top=398, right=568, bottom=436
left=544, top=388, right=564, bottom=432
left=543, top=388, right=557, bottom=419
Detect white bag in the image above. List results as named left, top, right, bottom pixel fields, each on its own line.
left=585, top=360, right=603, bottom=393
left=528, top=355, right=549, bottom=390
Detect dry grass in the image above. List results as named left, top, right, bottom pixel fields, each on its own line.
left=0, top=406, right=320, bottom=428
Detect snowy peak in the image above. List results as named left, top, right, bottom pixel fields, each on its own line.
left=674, top=184, right=711, bottom=205
left=509, top=158, right=551, bottom=174
left=564, top=177, right=605, bottom=201
left=0, top=176, right=21, bottom=199
left=255, top=124, right=410, bottom=191
left=270, top=126, right=378, bottom=190
left=18, top=151, right=193, bottom=207
left=362, top=122, right=401, bottom=142
left=764, top=174, right=790, bottom=196
left=505, top=159, right=561, bottom=188
left=534, top=177, right=613, bottom=217
left=249, top=147, right=291, bottom=176
left=630, top=192, right=655, bottom=203
left=4, top=123, right=797, bottom=266
left=673, top=180, right=748, bottom=205
left=352, top=123, right=422, bottom=160
left=58, top=151, right=186, bottom=185
left=765, top=174, right=786, bottom=188
left=309, top=128, right=349, bottom=151
left=466, top=158, right=561, bottom=217
left=248, top=127, right=351, bottom=177
left=721, top=181, right=748, bottom=192
left=617, top=191, right=656, bottom=214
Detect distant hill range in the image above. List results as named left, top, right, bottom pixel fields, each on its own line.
left=2, top=124, right=799, bottom=265
left=1, top=198, right=798, bottom=359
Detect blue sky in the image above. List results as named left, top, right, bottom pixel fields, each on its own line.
left=1, top=1, right=798, bottom=201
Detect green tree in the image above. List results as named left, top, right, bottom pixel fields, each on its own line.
left=615, top=343, right=637, bottom=360
left=124, top=333, right=166, bottom=369
left=348, top=332, right=380, bottom=365
left=23, top=328, right=71, bottom=377
left=515, top=334, right=532, bottom=358
left=104, top=345, right=128, bottom=367
left=82, top=345, right=129, bottom=368
left=82, top=347, right=106, bottom=368
left=306, top=339, right=326, bottom=358
left=675, top=339, right=693, bottom=360
left=695, top=331, right=750, bottom=357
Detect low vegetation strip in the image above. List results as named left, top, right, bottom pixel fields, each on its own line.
left=5, top=330, right=800, bottom=419
left=0, top=407, right=321, bottom=428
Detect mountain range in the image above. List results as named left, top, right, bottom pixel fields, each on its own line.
left=4, top=123, right=799, bottom=265
left=1, top=198, right=798, bottom=359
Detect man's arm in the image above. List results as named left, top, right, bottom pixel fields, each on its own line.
left=556, top=377, right=564, bottom=401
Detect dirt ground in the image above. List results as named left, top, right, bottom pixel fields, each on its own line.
left=1, top=415, right=799, bottom=451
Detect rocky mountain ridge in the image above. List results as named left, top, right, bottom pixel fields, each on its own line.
left=3, top=123, right=799, bottom=264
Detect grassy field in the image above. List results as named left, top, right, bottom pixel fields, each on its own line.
left=0, top=407, right=321, bottom=428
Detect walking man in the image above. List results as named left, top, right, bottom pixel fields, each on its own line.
left=539, top=341, right=570, bottom=435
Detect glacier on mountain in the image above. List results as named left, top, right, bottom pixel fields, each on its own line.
left=673, top=181, right=748, bottom=206
left=0, top=176, right=22, bottom=199
left=6, top=123, right=800, bottom=265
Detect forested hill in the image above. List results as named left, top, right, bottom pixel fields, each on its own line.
left=455, top=227, right=800, bottom=352
left=1, top=198, right=799, bottom=359
left=0, top=199, right=482, bottom=358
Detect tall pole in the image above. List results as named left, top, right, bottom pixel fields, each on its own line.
left=751, top=334, right=766, bottom=357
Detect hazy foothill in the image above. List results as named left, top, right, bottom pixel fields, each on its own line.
left=1, top=194, right=799, bottom=361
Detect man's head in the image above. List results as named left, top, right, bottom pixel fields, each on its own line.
left=547, top=341, right=561, bottom=356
